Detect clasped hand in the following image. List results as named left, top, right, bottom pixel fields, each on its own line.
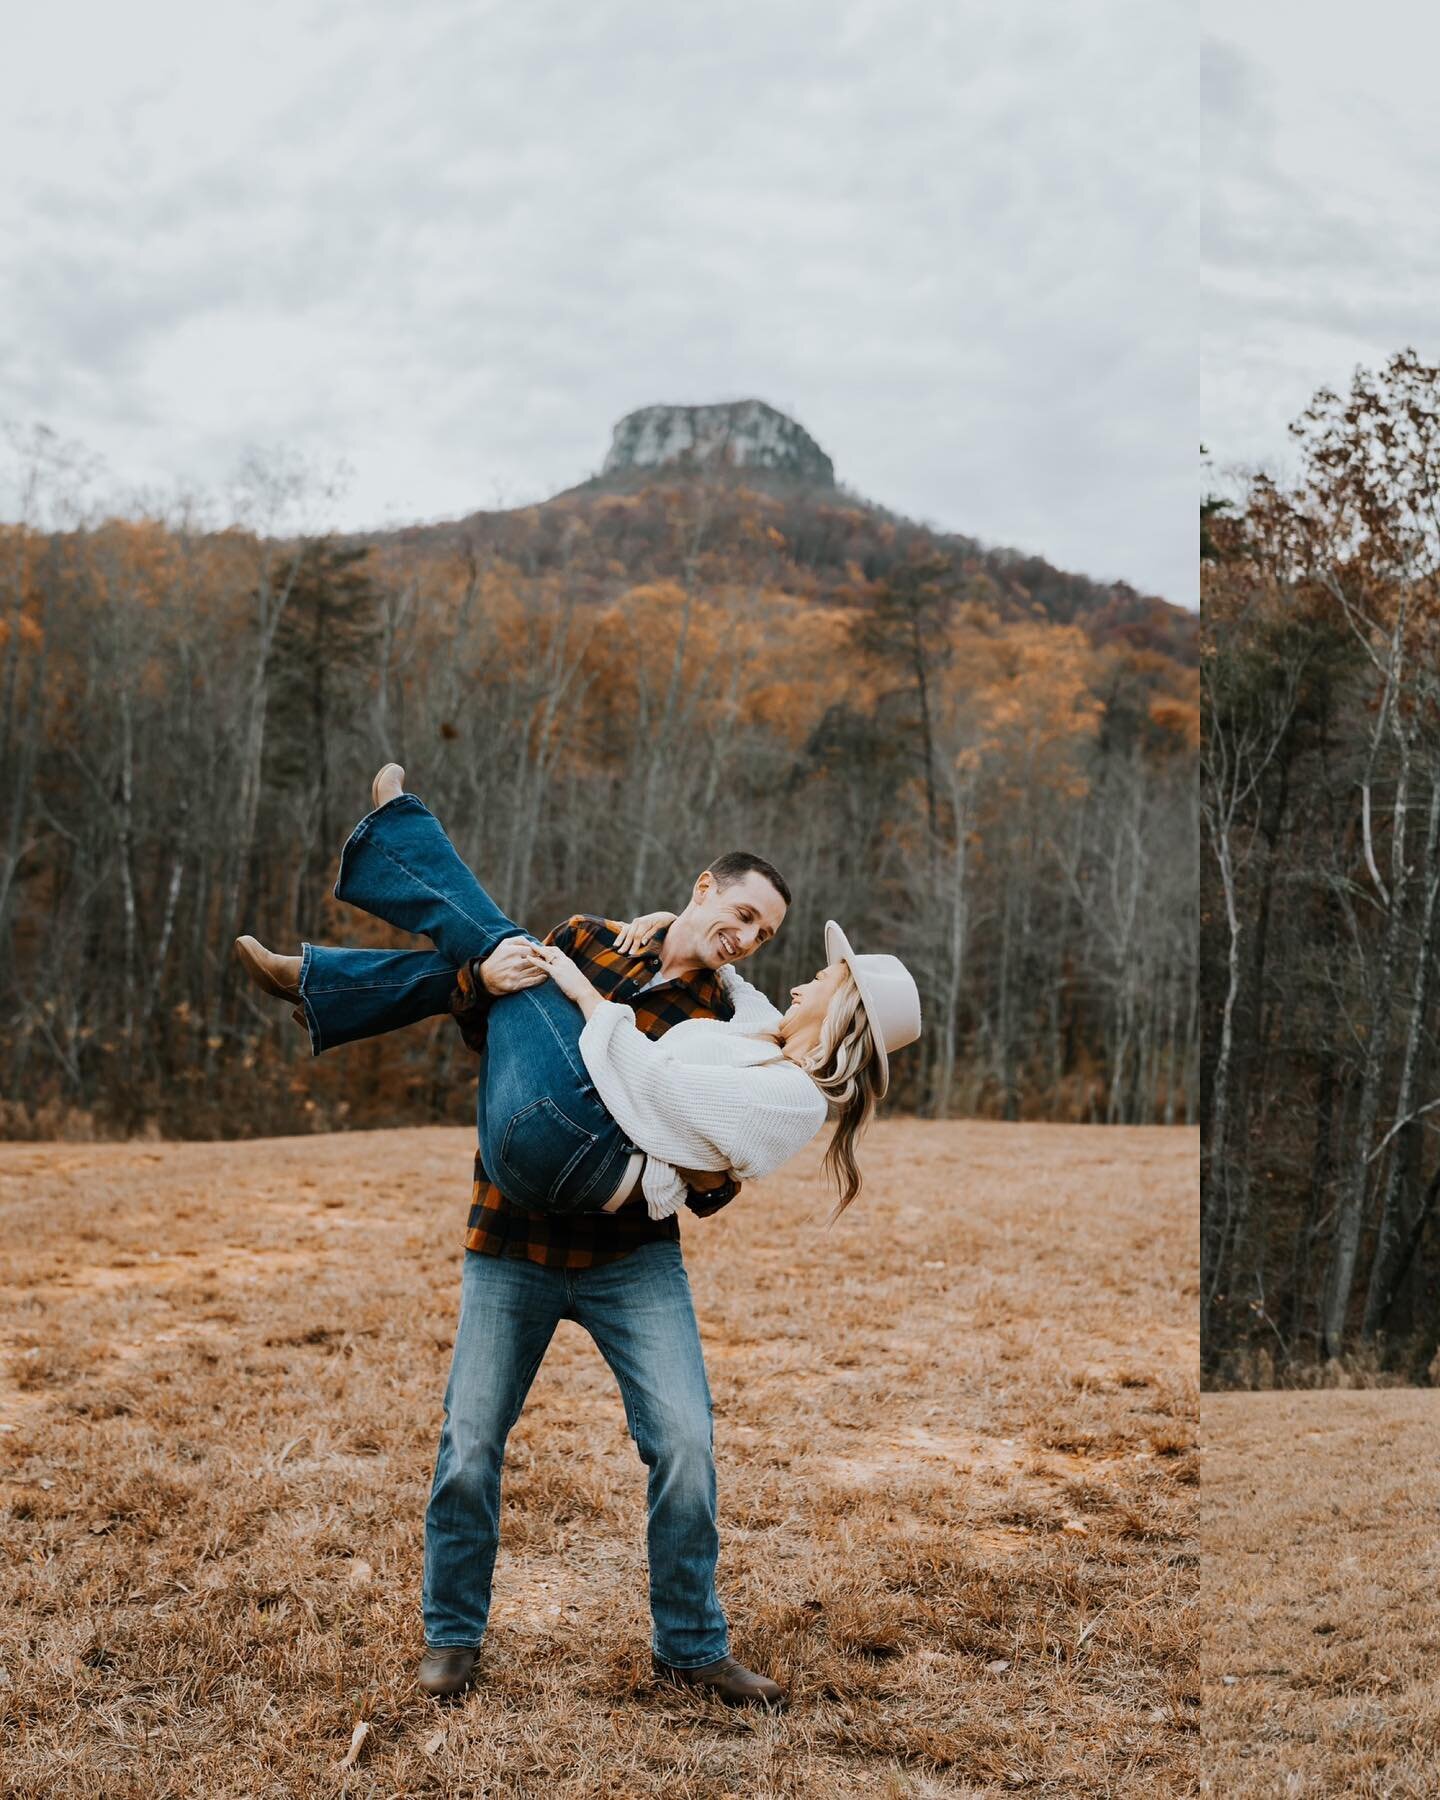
left=480, top=911, right=672, bottom=999
left=476, top=938, right=595, bottom=1008
left=528, top=942, right=594, bottom=1005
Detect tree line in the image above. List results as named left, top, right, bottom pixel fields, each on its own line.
left=0, top=440, right=1197, bottom=1141
left=1203, top=349, right=1440, bottom=1382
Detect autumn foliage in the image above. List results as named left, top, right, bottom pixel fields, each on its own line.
left=0, top=459, right=1196, bottom=1139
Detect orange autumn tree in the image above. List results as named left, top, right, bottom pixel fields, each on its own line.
left=0, top=452, right=1195, bottom=1137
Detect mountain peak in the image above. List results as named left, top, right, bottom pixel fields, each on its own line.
left=600, top=399, right=836, bottom=487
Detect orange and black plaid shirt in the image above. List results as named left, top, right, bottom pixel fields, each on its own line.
left=449, top=915, right=742, bottom=1269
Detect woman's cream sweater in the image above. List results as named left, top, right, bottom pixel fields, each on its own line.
left=577, top=966, right=828, bottom=1219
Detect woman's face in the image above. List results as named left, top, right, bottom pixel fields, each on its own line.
left=781, top=960, right=848, bottom=1035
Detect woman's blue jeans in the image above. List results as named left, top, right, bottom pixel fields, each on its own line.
left=299, top=794, right=633, bottom=1214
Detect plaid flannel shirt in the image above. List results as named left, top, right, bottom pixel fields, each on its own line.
left=450, top=915, right=743, bottom=1269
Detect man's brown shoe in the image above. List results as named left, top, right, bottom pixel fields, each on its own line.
left=417, top=1644, right=479, bottom=1699
left=234, top=936, right=301, bottom=1004
left=372, top=763, right=405, bottom=810
left=652, top=1653, right=786, bottom=1709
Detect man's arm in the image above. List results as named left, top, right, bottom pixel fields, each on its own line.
left=450, top=919, right=580, bottom=1056
left=680, top=1169, right=741, bottom=1218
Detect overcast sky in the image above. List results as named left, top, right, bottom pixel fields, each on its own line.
left=1204, top=1, right=1440, bottom=497
left=4, top=0, right=1193, bottom=605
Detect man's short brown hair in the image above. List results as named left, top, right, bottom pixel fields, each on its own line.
left=708, top=852, right=791, bottom=908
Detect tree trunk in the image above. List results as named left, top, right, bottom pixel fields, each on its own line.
left=1363, top=771, right=1440, bottom=1336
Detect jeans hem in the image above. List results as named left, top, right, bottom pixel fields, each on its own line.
left=652, top=1644, right=732, bottom=1670
left=332, top=793, right=420, bottom=900
left=298, top=942, right=322, bottom=1057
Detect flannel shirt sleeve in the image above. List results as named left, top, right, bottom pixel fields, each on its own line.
left=449, top=917, right=582, bottom=1056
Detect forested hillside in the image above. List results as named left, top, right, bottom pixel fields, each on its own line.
left=1203, top=350, right=1440, bottom=1382
left=0, top=450, right=1196, bottom=1139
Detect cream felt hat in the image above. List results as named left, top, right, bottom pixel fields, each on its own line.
left=824, top=920, right=922, bottom=1096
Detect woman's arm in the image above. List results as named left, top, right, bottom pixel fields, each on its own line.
left=717, top=963, right=787, bottom=1033
left=576, top=999, right=829, bottom=1185
left=530, top=943, right=606, bottom=1019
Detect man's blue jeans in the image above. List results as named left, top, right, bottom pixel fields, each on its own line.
left=424, top=1243, right=730, bottom=1667
left=299, top=794, right=633, bottom=1213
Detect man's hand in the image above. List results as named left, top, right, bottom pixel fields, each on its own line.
left=479, top=937, right=548, bottom=998
left=674, top=1165, right=731, bottom=1193
left=614, top=910, right=676, bottom=955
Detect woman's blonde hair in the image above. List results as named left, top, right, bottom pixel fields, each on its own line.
left=795, top=970, right=884, bottom=1223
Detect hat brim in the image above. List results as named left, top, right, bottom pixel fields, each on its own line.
left=824, top=918, right=889, bottom=1096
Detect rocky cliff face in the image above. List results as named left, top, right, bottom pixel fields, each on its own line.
left=601, top=400, right=835, bottom=487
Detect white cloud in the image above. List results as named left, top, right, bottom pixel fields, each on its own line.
left=4, top=0, right=1194, bottom=603
left=1203, top=3, right=1440, bottom=494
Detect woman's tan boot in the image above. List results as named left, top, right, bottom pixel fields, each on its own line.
left=372, top=763, right=406, bottom=809
left=234, top=936, right=302, bottom=1004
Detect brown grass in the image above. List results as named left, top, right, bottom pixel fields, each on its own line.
left=1202, top=1388, right=1440, bottom=1797
left=1, top=1120, right=1197, bottom=1798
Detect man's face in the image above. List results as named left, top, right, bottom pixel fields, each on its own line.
left=689, top=870, right=786, bottom=969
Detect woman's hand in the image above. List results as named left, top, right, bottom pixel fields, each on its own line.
left=532, top=943, right=602, bottom=1014
left=613, top=910, right=676, bottom=956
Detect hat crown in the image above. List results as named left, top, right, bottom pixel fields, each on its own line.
left=849, top=952, right=922, bottom=1054
left=823, top=921, right=922, bottom=1095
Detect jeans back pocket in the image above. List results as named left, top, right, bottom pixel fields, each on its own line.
left=495, top=1096, right=599, bottom=1210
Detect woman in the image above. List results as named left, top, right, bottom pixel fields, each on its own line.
left=237, top=766, right=921, bottom=1222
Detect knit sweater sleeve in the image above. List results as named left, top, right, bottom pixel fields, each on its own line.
left=578, top=1001, right=827, bottom=1186
left=717, top=963, right=788, bottom=1033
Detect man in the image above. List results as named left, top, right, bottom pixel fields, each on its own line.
left=418, top=851, right=792, bottom=1707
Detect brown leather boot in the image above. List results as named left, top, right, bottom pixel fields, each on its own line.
left=234, top=936, right=302, bottom=1004
left=417, top=1644, right=479, bottom=1699
left=372, top=763, right=405, bottom=809
left=652, top=1653, right=786, bottom=1709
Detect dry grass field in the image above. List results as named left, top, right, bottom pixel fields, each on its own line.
left=1202, top=1388, right=1440, bottom=1797
left=1, top=1119, right=1197, bottom=1799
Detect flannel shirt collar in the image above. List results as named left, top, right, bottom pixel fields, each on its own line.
left=628, top=921, right=728, bottom=1017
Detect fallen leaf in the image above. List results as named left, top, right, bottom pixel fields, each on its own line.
left=986, top=1658, right=1010, bottom=1673
left=422, top=1729, right=446, bottom=1756
left=1062, top=1519, right=1088, bottom=1534
left=346, top=1559, right=373, bottom=1586
left=338, top=1720, right=370, bottom=1770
